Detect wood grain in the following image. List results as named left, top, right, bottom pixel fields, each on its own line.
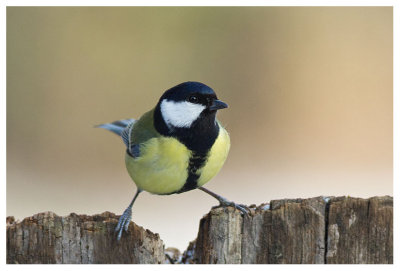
left=7, top=196, right=392, bottom=264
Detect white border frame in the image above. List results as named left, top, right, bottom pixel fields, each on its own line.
left=1, top=1, right=397, bottom=270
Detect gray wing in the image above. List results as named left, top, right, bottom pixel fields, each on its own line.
left=96, top=118, right=140, bottom=157
left=120, top=121, right=140, bottom=157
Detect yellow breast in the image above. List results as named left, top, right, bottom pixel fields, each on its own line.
left=125, top=136, right=190, bottom=195
left=125, top=123, right=230, bottom=195
left=196, top=125, right=230, bottom=187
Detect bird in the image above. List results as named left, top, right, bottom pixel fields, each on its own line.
left=97, top=81, right=248, bottom=240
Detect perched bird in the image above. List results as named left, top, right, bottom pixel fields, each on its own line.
left=97, top=82, right=247, bottom=240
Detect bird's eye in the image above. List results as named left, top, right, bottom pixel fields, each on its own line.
left=188, top=96, right=198, bottom=103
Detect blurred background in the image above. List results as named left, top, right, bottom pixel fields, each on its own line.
left=7, top=7, right=392, bottom=251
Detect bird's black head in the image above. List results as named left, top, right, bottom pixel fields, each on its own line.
left=156, top=81, right=228, bottom=130
left=160, top=81, right=216, bottom=102
left=154, top=82, right=227, bottom=151
left=159, top=81, right=227, bottom=111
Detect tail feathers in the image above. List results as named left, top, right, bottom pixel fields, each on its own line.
left=96, top=118, right=136, bottom=136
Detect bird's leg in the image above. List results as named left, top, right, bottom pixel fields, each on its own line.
left=115, top=188, right=142, bottom=241
left=198, top=186, right=249, bottom=215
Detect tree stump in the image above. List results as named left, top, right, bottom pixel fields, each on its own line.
left=7, top=196, right=392, bottom=264
left=6, top=212, right=165, bottom=264
left=184, top=196, right=392, bottom=264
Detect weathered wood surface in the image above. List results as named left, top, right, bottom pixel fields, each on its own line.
left=7, top=196, right=392, bottom=264
left=6, top=212, right=165, bottom=264
left=184, top=196, right=392, bottom=264
left=326, top=196, right=393, bottom=264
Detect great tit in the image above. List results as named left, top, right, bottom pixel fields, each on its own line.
left=97, top=81, right=248, bottom=240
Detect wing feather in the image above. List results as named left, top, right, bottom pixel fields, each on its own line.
left=97, top=118, right=140, bottom=157
left=97, top=109, right=160, bottom=159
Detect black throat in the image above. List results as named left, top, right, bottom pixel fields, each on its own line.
left=153, top=104, right=220, bottom=193
left=154, top=104, right=219, bottom=152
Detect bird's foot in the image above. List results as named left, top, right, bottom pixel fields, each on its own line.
left=215, top=196, right=250, bottom=216
left=115, top=207, right=132, bottom=241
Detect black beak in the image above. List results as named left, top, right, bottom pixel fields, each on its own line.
left=209, top=100, right=228, bottom=111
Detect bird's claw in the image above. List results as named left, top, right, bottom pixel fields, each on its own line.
left=234, top=203, right=251, bottom=215
left=115, top=207, right=132, bottom=241
left=217, top=197, right=250, bottom=216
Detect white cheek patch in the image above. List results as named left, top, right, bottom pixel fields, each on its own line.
left=160, top=100, right=206, bottom=129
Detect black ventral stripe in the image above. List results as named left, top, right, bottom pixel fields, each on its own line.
left=176, top=152, right=208, bottom=193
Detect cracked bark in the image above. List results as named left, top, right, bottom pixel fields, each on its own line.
left=186, top=196, right=392, bottom=264
left=325, top=196, right=393, bottom=264
left=6, top=196, right=392, bottom=264
left=6, top=212, right=165, bottom=264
